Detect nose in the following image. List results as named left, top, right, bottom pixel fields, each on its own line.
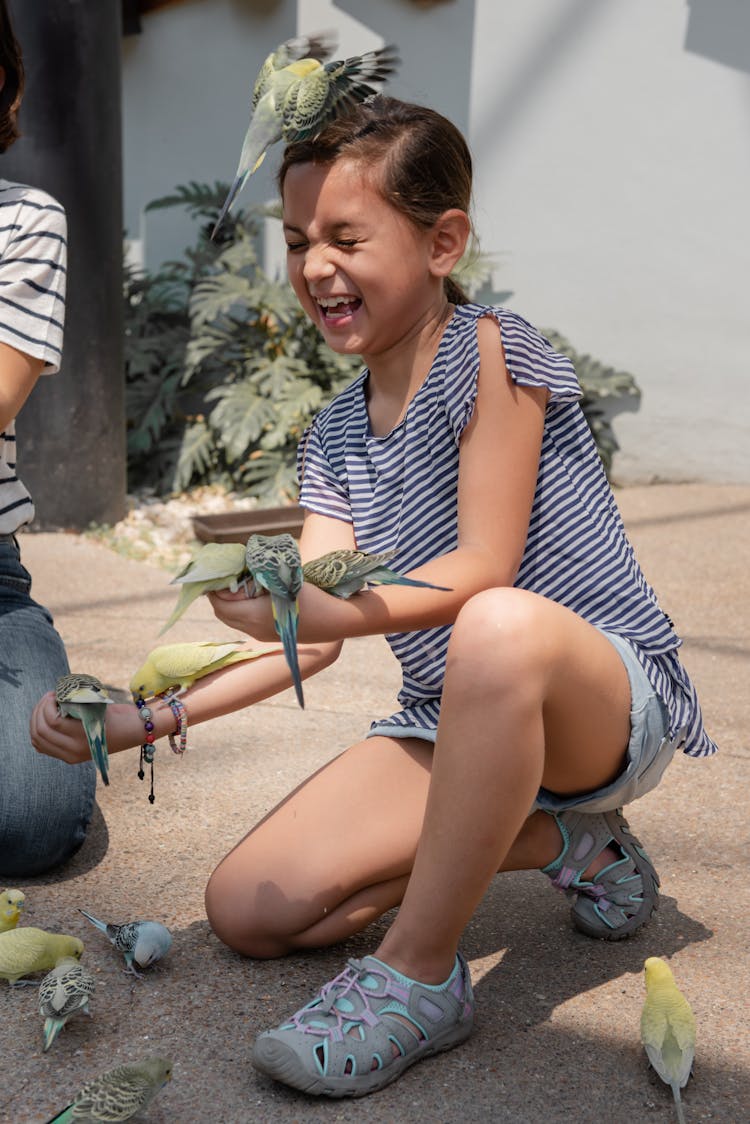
left=302, top=243, right=335, bottom=284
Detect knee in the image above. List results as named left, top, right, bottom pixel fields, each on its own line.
left=204, top=861, right=294, bottom=960
left=449, top=588, right=548, bottom=680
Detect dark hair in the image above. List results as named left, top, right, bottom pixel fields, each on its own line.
left=278, top=96, right=474, bottom=304
left=0, top=0, right=23, bottom=153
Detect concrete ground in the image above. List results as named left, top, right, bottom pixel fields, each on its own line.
left=2, top=483, right=749, bottom=1123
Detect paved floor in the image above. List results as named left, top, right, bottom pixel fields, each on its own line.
left=2, top=483, right=749, bottom=1123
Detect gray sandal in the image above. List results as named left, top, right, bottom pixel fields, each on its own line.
left=541, top=807, right=660, bottom=940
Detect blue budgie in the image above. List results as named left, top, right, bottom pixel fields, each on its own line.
left=303, top=548, right=452, bottom=599
left=79, top=909, right=172, bottom=978
left=245, top=532, right=305, bottom=709
left=212, top=32, right=399, bottom=237
left=38, top=955, right=96, bottom=1052
left=45, top=1055, right=172, bottom=1122
left=55, top=673, right=113, bottom=786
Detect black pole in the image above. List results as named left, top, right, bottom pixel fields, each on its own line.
left=5, top=0, right=126, bottom=530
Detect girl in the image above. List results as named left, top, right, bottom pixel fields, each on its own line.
left=0, top=0, right=96, bottom=877
left=31, top=97, right=715, bottom=1097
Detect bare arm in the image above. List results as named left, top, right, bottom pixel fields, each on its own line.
left=0, top=341, right=44, bottom=431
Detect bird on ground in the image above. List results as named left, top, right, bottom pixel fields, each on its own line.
left=303, top=548, right=453, bottom=599
left=159, top=541, right=249, bottom=635
left=641, top=956, right=697, bottom=1124
left=129, top=640, right=273, bottom=701
left=245, top=532, right=304, bottom=708
left=79, top=909, right=172, bottom=978
left=55, top=674, right=113, bottom=786
left=38, top=955, right=96, bottom=1052
left=44, top=1055, right=173, bottom=1123
left=0, top=928, right=83, bottom=986
left=0, top=888, right=25, bottom=932
left=212, top=32, right=399, bottom=237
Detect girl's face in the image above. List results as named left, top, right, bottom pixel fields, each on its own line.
left=282, top=158, right=443, bottom=361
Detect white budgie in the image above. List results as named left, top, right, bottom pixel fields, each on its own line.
left=38, top=955, right=96, bottom=1051
left=212, top=32, right=399, bottom=236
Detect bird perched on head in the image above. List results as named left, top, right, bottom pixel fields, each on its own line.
left=0, top=888, right=25, bottom=932
left=38, top=955, right=96, bottom=1052
left=55, top=673, right=113, bottom=786
left=129, top=639, right=273, bottom=701
left=640, top=956, right=696, bottom=1124
left=44, top=1055, right=173, bottom=1123
left=159, top=541, right=249, bottom=635
left=79, top=909, right=172, bottom=978
left=245, top=532, right=304, bottom=708
left=0, top=927, right=83, bottom=986
left=303, top=548, right=453, bottom=599
left=212, top=32, right=399, bottom=237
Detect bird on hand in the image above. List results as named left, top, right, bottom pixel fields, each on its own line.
left=212, top=32, right=399, bottom=237
left=640, top=956, right=696, bottom=1124
left=44, top=1055, right=172, bottom=1123
left=55, top=673, right=113, bottom=786
left=159, top=541, right=249, bottom=635
left=303, top=548, right=453, bottom=599
left=129, top=640, right=273, bottom=701
left=245, top=532, right=305, bottom=708
left=79, top=909, right=172, bottom=978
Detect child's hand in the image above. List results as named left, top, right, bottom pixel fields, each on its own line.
left=30, top=693, right=140, bottom=764
left=207, top=587, right=279, bottom=641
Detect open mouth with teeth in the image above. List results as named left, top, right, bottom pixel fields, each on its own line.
left=317, top=295, right=362, bottom=322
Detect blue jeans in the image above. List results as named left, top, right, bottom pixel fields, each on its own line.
left=0, top=535, right=95, bottom=877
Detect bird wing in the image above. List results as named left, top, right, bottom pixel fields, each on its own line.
left=0, top=927, right=50, bottom=976
left=70, top=1068, right=152, bottom=1120
left=171, top=542, right=246, bottom=585
left=55, top=674, right=113, bottom=706
left=282, top=45, right=400, bottom=142
left=149, top=642, right=246, bottom=682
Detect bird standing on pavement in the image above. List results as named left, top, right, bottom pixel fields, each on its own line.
left=640, top=956, right=696, bottom=1124
left=0, top=928, right=83, bottom=986
left=38, top=955, right=96, bottom=1052
left=0, top=888, right=25, bottom=932
left=245, top=532, right=305, bottom=708
left=159, top=541, right=249, bottom=635
left=79, top=909, right=172, bottom=978
left=45, top=1055, right=173, bottom=1123
left=54, top=674, right=113, bottom=786
left=212, top=32, right=399, bottom=237
left=303, top=548, right=453, bottom=599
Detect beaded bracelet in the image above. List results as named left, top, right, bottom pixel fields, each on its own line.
left=133, top=690, right=189, bottom=803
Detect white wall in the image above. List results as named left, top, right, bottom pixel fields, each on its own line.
left=122, top=0, right=750, bottom=484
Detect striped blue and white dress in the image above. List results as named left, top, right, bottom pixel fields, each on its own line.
left=0, top=179, right=67, bottom=534
left=298, top=303, right=716, bottom=759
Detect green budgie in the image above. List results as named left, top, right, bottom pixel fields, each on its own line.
left=212, top=32, right=399, bottom=237
left=245, top=532, right=304, bottom=709
left=39, top=955, right=96, bottom=1052
left=79, top=909, right=172, bottom=978
left=159, top=541, right=249, bottom=635
left=0, top=888, right=25, bottom=932
left=44, top=1055, right=172, bottom=1123
left=0, top=927, right=83, bottom=986
left=55, top=673, right=113, bottom=786
left=303, top=548, right=453, bottom=599
left=129, top=640, right=273, bottom=700
left=641, top=957, right=696, bottom=1124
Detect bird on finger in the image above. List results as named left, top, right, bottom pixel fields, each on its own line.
left=45, top=1055, right=173, bottom=1123
left=159, top=541, right=249, bottom=635
left=129, top=640, right=274, bottom=701
left=641, top=956, right=696, bottom=1124
left=245, top=532, right=304, bottom=708
left=303, top=548, right=453, bottom=600
left=55, top=673, right=113, bottom=786
left=79, top=909, right=172, bottom=978
left=39, top=956, right=96, bottom=1052
left=212, top=32, right=399, bottom=237
left=0, top=928, right=83, bottom=986
left=0, top=888, right=25, bottom=932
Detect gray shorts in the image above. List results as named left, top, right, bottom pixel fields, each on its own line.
left=368, top=630, right=684, bottom=815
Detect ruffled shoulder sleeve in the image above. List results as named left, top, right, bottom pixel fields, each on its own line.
left=491, top=307, right=582, bottom=401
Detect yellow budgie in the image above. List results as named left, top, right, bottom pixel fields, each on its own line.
left=129, top=640, right=274, bottom=700
left=0, top=888, right=25, bottom=932
left=159, top=541, right=249, bottom=635
left=640, top=957, right=696, bottom=1124
left=0, top=927, right=83, bottom=986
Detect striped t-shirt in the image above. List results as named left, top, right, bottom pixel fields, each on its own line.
left=0, top=179, right=67, bottom=533
left=298, top=303, right=716, bottom=759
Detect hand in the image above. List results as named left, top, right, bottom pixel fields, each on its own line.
left=30, top=692, right=141, bottom=763
left=207, top=587, right=279, bottom=641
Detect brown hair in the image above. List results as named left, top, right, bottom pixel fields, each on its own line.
left=278, top=96, right=474, bottom=304
left=0, top=0, right=23, bottom=153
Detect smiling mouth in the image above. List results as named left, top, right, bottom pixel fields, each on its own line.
left=316, top=295, right=361, bottom=320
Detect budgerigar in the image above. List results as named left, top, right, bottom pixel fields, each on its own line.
left=641, top=956, right=697, bottom=1124
left=45, top=1055, right=172, bottom=1123
left=159, top=541, right=249, bottom=635
left=303, top=548, right=453, bottom=600
left=212, top=32, right=399, bottom=237
left=79, top=909, right=172, bottom=977
left=0, top=927, right=83, bottom=986
left=0, top=888, right=25, bottom=932
left=245, top=532, right=304, bottom=708
left=129, top=640, right=273, bottom=701
left=55, top=673, right=113, bottom=786
left=39, top=955, right=96, bottom=1052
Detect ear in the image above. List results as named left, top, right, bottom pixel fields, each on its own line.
left=429, top=209, right=471, bottom=280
